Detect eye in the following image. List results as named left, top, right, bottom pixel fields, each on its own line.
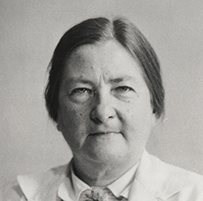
left=71, top=88, right=93, bottom=95
left=113, top=86, right=134, bottom=93
left=69, top=88, right=94, bottom=103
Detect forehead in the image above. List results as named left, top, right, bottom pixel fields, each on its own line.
left=63, top=40, right=145, bottom=84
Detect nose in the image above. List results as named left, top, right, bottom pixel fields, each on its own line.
left=90, top=93, right=116, bottom=124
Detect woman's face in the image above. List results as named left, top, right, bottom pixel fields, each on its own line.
left=57, top=40, right=156, bottom=164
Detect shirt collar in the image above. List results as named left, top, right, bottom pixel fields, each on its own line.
left=58, top=163, right=138, bottom=201
left=108, top=163, right=138, bottom=197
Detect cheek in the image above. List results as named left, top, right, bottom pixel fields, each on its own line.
left=58, top=105, right=90, bottom=148
left=60, top=103, right=87, bottom=126
left=59, top=101, right=94, bottom=134
left=120, top=101, right=153, bottom=135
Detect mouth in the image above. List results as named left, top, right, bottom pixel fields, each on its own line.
left=89, top=132, right=121, bottom=136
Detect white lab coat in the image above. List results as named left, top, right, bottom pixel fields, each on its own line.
left=1, top=150, right=203, bottom=201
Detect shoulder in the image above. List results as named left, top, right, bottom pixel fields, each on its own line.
left=155, top=155, right=203, bottom=200
left=0, top=164, right=70, bottom=201
left=135, top=151, right=203, bottom=200
left=149, top=153, right=203, bottom=184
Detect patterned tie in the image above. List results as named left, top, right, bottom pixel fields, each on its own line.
left=78, top=187, right=128, bottom=201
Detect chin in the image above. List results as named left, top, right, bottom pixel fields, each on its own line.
left=83, top=145, right=129, bottom=163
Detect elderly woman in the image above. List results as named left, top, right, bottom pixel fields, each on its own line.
left=1, top=17, right=203, bottom=201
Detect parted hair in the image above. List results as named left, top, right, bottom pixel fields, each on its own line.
left=45, top=17, right=165, bottom=122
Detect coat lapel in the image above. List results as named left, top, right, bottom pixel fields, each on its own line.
left=129, top=150, right=192, bottom=201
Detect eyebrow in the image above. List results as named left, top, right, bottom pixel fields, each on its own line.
left=64, top=78, right=94, bottom=85
left=109, top=75, right=137, bottom=83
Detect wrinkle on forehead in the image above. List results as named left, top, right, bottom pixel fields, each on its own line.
left=62, top=40, right=146, bottom=87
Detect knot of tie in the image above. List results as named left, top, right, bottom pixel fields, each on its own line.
left=78, top=187, right=127, bottom=201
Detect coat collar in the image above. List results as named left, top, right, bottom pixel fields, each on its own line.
left=17, top=164, right=70, bottom=201
left=17, top=151, right=193, bottom=201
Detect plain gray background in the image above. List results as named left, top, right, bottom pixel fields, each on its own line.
left=1, top=0, right=203, bottom=186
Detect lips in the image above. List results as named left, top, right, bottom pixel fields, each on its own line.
left=89, top=131, right=121, bottom=135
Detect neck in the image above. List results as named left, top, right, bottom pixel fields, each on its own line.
left=72, top=154, right=139, bottom=187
